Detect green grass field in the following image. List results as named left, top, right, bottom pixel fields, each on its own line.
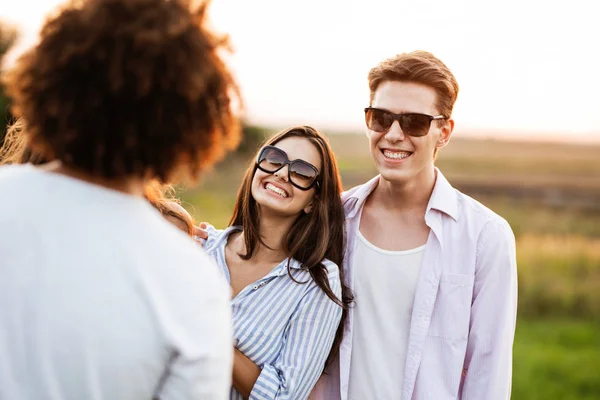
left=179, top=132, right=600, bottom=398
left=513, top=319, right=600, bottom=400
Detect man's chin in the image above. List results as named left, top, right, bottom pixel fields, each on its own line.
left=377, top=168, right=414, bottom=185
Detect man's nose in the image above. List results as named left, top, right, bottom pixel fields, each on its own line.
left=384, top=120, right=406, bottom=142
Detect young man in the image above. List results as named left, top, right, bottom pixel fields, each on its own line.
left=311, top=51, right=518, bottom=399
left=0, top=0, right=241, bottom=399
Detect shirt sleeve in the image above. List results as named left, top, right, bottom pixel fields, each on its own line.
left=249, top=263, right=343, bottom=400
left=462, top=218, right=518, bottom=399
left=156, top=254, right=233, bottom=400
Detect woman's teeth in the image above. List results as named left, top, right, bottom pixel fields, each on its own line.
left=265, top=183, right=288, bottom=198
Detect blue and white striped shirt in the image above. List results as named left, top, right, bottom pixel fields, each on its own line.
left=204, top=225, right=343, bottom=400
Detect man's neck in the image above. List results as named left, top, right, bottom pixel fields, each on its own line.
left=372, top=165, right=437, bottom=214
left=41, top=160, right=146, bottom=198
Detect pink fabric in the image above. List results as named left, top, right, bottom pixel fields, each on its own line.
left=310, top=169, right=517, bottom=400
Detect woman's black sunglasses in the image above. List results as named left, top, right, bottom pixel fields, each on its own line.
left=256, top=146, right=320, bottom=191
left=365, top=107, right=446, bottom=137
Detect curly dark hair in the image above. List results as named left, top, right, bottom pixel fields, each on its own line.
left=0, top=117, right=195, bottom=235
left=2, top=0, right=241, bottom=182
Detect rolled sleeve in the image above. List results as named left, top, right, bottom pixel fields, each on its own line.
left=249, top=267, right=343, bottom=400
left=462, top=218, right=518, bottom=399
left=249, top=364, right=284, bottom=399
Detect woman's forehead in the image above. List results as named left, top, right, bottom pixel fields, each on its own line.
left=274, top=137, right=322, bottom=168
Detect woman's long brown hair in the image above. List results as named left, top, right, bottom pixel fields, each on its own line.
left=229, top=125, right=353, bottom=367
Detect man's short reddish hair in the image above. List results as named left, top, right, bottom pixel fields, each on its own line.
left=368, top=50, right=459, bottom=118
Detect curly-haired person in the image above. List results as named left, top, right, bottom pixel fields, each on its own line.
left=0, top=117, right=197, bottom=236
left=0, top=0, right=241, bottom=399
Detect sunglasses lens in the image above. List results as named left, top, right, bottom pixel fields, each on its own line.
left=258, top=146, right=319, bottom=190
left=258, top=148, right=286, bottom=172
left=400, top=114, right=431, bottom=137
left=365, top=108, right=392, bottom=132
left=290, top=161, right=318, bottom=188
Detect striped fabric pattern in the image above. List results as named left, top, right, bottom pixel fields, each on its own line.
left=204, top=225, right=343, bottom=400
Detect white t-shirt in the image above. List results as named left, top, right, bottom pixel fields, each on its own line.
left=0, top=165, right=232, bottom=400
left=348, top=226, right=425, bottom=400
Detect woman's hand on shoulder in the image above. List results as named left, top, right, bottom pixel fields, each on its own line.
left=192, top=222, right=210, bottom=246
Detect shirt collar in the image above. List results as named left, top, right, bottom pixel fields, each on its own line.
left=224, top=226, right=304, bottom=271
left=282, top=258, right=304, bottom=271
left=343, top=168, right=459, bottom=222
left=427, top=168, right=458, bottom=222
left=343, top=175, right=380, bottom=219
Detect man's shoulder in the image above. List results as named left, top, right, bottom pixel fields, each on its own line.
left=453, top=188, right=511, bottom=232
left=341, top=183, right=365, bottom=202
left=342, top=175, right=379, bottom=203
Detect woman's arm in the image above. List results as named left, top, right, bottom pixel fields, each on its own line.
left=241, top=267, right=343, bottom=400
left=232, top=347, right=261, bottom=398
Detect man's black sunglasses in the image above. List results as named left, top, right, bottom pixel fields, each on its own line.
left=256, top=146, right=320, bottom=191
left=365, top=107, right=446, bottom=137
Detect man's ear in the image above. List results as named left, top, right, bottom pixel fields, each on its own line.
left=436, top=118, right=454, bottom=149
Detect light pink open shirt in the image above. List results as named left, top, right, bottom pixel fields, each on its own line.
left=311, top=169, right=518, bottom=400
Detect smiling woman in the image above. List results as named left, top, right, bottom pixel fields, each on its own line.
left=201, top=125, right=353, bottom=400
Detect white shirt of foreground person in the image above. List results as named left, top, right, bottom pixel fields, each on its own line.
left=311, top=169, right=518, bottom=400
left=0, top=165, right=233, bottom=400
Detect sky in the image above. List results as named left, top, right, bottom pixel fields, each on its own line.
left=3, top=0, right=600, bottom=142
